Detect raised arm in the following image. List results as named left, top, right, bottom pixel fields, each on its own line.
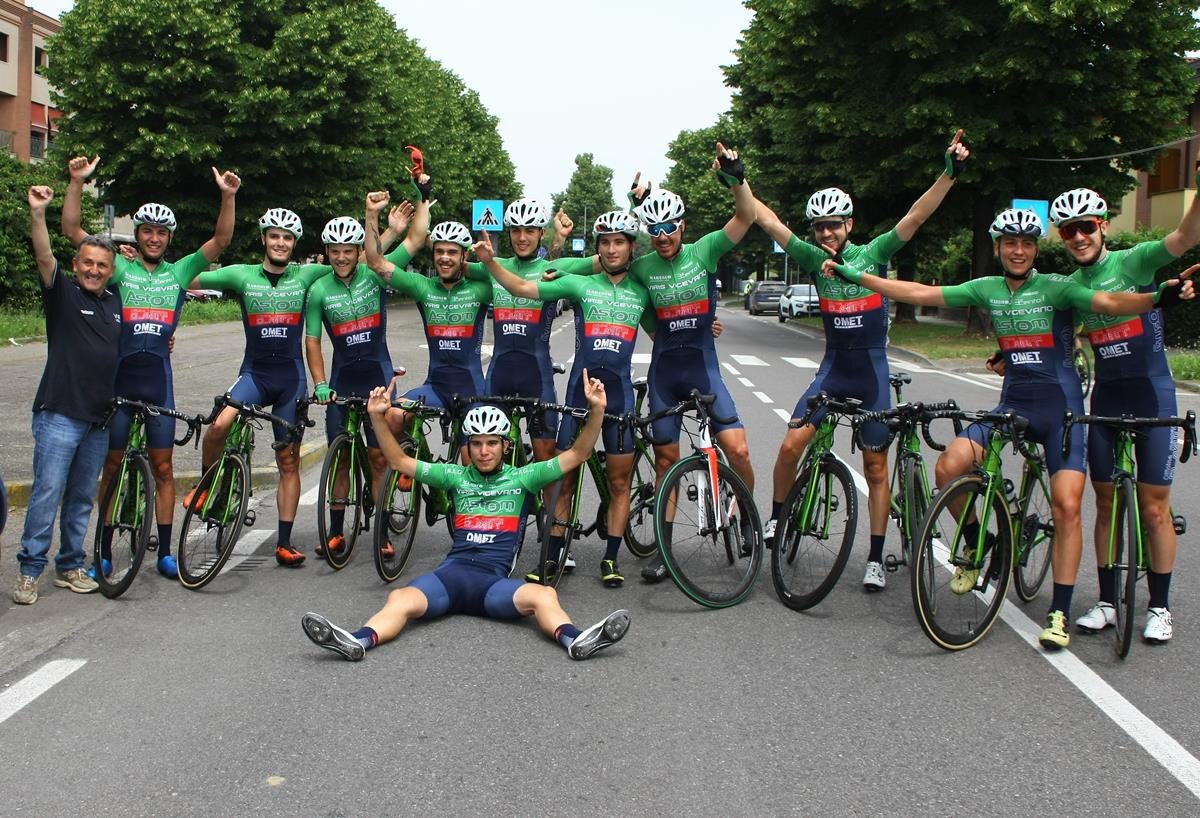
left=1091, top=266, right=1196, bottom=315
left=546, top=208, right=572, bottom=261
left=29, top=186, right=57, bottom=286
left=714, top=142, right=756, bottom=244
left=367, top=378, right=418, bottom=477
left=822, top=258, right=947, bottom=308
left=62, top=155, right=99, bottom=246
left=198, top=167, right=241, bottom=262
left=893, top=129, right=968, bottom=242
left=364, top=191, right=397, bottom=276
left=373, top=200, right=414, bottom=256
left=472, top=233, right=539, bottom=299
left=1164, top=165, right=1200, bottom=257
left=754, top=198, right=798, bottom=249
left=554, top=368, right=607, bottom=474
left=397, top=190, right=431, bottom=260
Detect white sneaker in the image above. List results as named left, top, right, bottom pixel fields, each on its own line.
left=1143, top=607, right=1174, bottom=644
left=1076, top=602, right=1116, bottom=633
left=564, top=552, right=576, bottom=573
left=862, top=561, right=886, bottom=591
left=763, top=518, right=777, bottom=547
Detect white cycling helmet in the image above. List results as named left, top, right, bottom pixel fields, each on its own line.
left=1049, top=188, right=1108, bottom=225
left=593, top=210, right=641, bottom=238
left=806, top=187, right=854, bottom=221
left=259, top=208, right=303, bottom=238
left=504, top=198, right=551, bottom=228
left=321, top=216, right=365, bottom=246
left=463, top=405, right=511, bottom=437
left=429, top=221, right=474, bottom=248
left=989, top=208, right=1044, bottom=239
left=634, top=189, right=686, bottom=224
left=133, top=203, right=177, bottom=232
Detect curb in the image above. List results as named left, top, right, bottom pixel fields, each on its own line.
left=4, top=438, right=327, bottom=513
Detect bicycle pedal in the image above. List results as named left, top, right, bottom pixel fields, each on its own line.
left=243, top=510, right=256, bottom=527
left=146, top=535, right=159, bottom=553
left=686, top=484, right=698, bottom=501
left=883, top=554, right=903, bottom=573
left=1174, top=514, right=1187, bottom=536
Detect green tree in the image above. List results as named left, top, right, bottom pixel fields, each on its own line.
left=552, top=153, right=616, bottom=240
left=727, top=0, right=1198, bottom=327
left=0, top=155, right=101, bottom=308
left=45, top=0, right=517, bottom=261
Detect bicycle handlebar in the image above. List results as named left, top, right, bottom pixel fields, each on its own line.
left=103, top=397, right=207, bottom=448
left=1061, top=409, right=1198, bottom=464
left=634, top=389, right=734, bottom=447
left=791, top=391, right=864, bottom=430
left=849, top=399, right=960, bottom=453
left=207, top=394, right=315, bottom=451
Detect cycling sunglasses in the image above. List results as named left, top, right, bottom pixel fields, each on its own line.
left=646, top=221, right=682, bottom=237
left=1058, top=219, right=1101, bottom=240
left=812, top=219, right=848, bottom=233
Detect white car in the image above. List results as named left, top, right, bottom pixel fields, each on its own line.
left=778, top=284, right=820, bottom=322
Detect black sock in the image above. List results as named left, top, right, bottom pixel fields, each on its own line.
left=868, top=534, right=885, bottom=563
left=100, top=526, right=114, bottom=562
left=770, top=500, right=783, bottom=521
left=603, top=535, right=622, bottom=562
left=1097, top=566, right=1115, bottom=605
left=1050, top=583, right=1074, bottom=618
left=1148, top=571, right=1172, bottom=609
left=963, top=521, right=981, bottom=553
left=278, top=520, right=294, bottom=548
left=157, top=524, right=172, bottom=557
left=330, top=509, right=345, bottom=538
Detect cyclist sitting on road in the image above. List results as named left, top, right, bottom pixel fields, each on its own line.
left=477, top=210, right=655, bottom=588
left=187, top=209, right=329, bottom=567
left=62, top=155, right=240, bottom=579
left=304, top=192, right=430, bottom=557
left=754, top=129, right=969, bottom=592
left=300, top=371, right=630, bottom=662
left=363, top=192, right=492, bottom=458
left=820, top=207, right=1194, bottom=651
left=1050, top=183, right=1200, bottom=644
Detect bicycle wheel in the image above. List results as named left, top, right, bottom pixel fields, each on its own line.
left=178, top=453, right=250, bottom=590
left=911, top=474, right=1013, bottom=650
left=624, top=448, right=657, bottom=558
left=1013, top=460, right=1054, bottom=602
left=374, top=467, right=421, bottom=583
left=657, top=458, right=763, bottom=608
left=897, top=456, right=929, bottom=564
left=1075, top=347, right=1092, bottom=398
left=535, top=479, right=576, bottom=587
left=1112, top=476, right=1139, bottom=659
left=772, top=456, right=857, bottom=611
left=317, top=435, right=363, bottom=570
left=93, top=453, right=154, bottom=599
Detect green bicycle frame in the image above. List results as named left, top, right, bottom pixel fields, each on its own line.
left=793, top=416, right=839, bottom=536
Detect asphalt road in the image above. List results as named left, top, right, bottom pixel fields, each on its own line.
left=2, top=302, right=1200, bottom=816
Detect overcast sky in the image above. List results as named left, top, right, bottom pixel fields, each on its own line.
left=30, top=0, right=755, bottom=204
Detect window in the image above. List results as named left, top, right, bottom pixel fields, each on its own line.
left=0, top=33, right=9, bottom=63
left=33, top=46, right=46, bottom=75
left=30, top=131, right=45, bottom=160
left=1148, top=146, right=1183, bottom=196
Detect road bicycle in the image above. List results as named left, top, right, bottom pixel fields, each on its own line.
left=93, top=397, right=203, bottom=598
left=1073, top=338, right=1092, bottom=398
left=315, top=394, right=378, bottom=570
left=641, top=389, right=762, bottom=608
left=1061, top=410, right=1195, bottom=657
left=177, top=395, right=312, bottom=590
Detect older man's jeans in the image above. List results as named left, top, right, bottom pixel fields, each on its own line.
left=17, top=410, right=107, bottom=578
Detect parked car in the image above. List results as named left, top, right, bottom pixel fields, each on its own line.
left=745, top=281, right=788, bottom=315
left=778, top=283, right=820, bottom=322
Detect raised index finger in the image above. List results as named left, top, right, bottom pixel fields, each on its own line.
left=949, top=128, right=964, bottom=147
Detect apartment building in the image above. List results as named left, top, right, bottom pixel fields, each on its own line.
left=0, top=0, right=60, bottom=162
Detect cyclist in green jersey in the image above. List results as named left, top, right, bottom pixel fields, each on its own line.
left=821, top=208, right=1193, bottom=650
left=754, top=130, right=968, bottom=592
left=61, top=155, right=240, bottom=579
left=1049, top=181, right=1200, bottom=644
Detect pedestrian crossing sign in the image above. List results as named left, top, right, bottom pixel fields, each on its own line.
left=473, top=199, right=504, bottom=232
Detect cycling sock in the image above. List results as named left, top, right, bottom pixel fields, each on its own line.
left=330, top=509, right=345, bottom=538
left=157, top=524, right=172, bottom=557
left=100, top=526, right=114, bottom=561
left=868, top=534, right=885, bottom=563
left=770, top=500, right=783, bottom=521
left=1148, top=571, right=1172, bottom=609
left=1097, top=566, right=1116, bottom=605
left=277, top=520, right=294, bottom=548
left=603, top=535, right=622, bottom=562
left=1050, top=583, right=1074, bottom=618
left=555, top=623, right=582, bottom=649
left=352, top=626, right=379, bottom=650
left=963, top=521, right=981, bottom=552
left=549, top=535, right=565, bottom=562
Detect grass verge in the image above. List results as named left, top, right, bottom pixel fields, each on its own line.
left=0, top=300, right=242, bottom=339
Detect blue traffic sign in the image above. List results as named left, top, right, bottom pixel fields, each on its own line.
left=473, top=199, right=504, bottom=232
left=1011, top=198, right=1050, bottom=234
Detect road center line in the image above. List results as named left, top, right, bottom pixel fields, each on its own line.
left=0, top=659, right=86, bottom=726
left=721, top=362, right=741, bottom=376
left=739, top=377, right=755, bottom=388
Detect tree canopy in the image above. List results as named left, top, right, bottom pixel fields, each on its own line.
left=45, top=0, right=518, bottom=260
left=551, top=153, right=616, bottom=238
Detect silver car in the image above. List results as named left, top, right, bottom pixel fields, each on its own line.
left=778, top=283, right=820, bottom=321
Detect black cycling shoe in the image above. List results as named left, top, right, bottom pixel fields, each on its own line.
left=641, top=557, right=668, bottom=583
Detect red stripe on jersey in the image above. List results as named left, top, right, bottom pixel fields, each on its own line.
left=494, top=308, right=540, bottom=323
left=123, top=307, right=175, bottom=324
left=1087, top=318, right=1144, bottom=346
left=999, top=333, right=1054, bottom=351
left=429, top=324, right=474, bottom=338
left=819, top=293, right=883, bottom=315
left=455, top=514, right=520, bottom=532
left=249, top=312, right=302, bottom=327
left=332, top=313, right=381, bottom=336
left=584, top=322, right=637, bottom=341
left=656, top=297, right=709, bottom=320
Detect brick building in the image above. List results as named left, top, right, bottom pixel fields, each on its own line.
left=0, top=0, right=60, bottom=162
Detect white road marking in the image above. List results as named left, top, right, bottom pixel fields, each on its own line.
left=739, top=377, right=755, bottom=388
left=887, top=358, right=926, bottom=372
left=722, top=362, right=741, bottom=376
left=774, top=408, right=793, bottom=422
left=299, top=485, right=320, bottom=506
left=731, top=355, right=768, bottom=366
left=0, top=660, right=86, bottom=726
left=782, top=357, right=819, bottom=369
left=632, top=353, right=652, bottom=364
left=222, top=529, right=274, bottom=573
left=754, top=391, right=774, bottom=405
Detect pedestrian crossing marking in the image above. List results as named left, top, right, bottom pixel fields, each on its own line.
left=782, top=357, right=818, bottom=369
left=731, top=355, right=768, bottom=366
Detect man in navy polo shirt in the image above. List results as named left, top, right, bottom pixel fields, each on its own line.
left=13, top=186, right=121, bottom=604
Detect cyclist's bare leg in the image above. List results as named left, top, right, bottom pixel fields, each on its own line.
left=1091, top=479, right=1115, bottom=569
left=275, top=442, right=301, bottom=524
left=552, top=457, right=580, bottom=538
left=98, top=449, right=124, bottom=505
left=934, top=437, right=985, bottom=520
left=1138, top=482, right=1177, bottom=572
left=531, top=438, right=556, bottom=462
left=364, top=586, right=429, bottom=643
left=148, top=447, right=175, bottom=524
left=653, top=442, right=681, bottom=522
left=1049, top=469, right=1085, bottom=585
left=862, top=448, right=890, bottom=536
left=604, top=451, right=635, bottom=535
left=715, top=427, right=754, bottom=490
left=513, top=582, right=573, bottom=637
left=367, top=447, right=387, bottom=497
left=771, top=423, right=815, bottom=505
left=201, top=405, right=239, bottom=468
